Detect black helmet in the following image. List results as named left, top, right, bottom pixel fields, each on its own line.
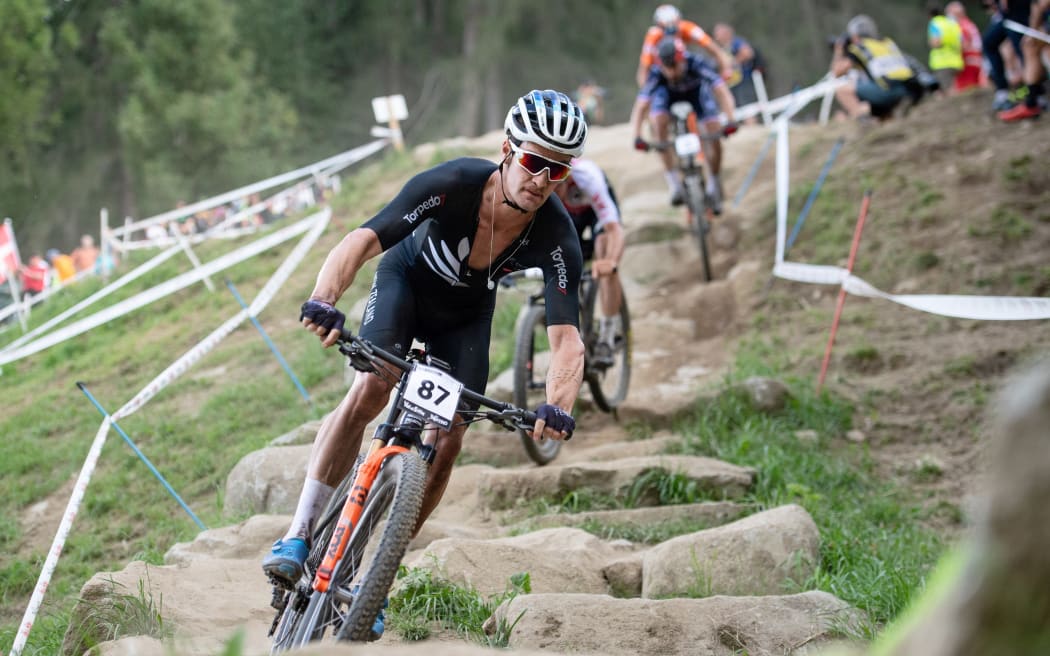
left=657, top=36, right=684, bottom=67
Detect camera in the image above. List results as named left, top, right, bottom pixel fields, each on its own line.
left=826, top=33, right=848, bottom=51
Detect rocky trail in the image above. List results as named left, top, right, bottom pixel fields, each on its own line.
left=66, top=119, right=905, bottom=656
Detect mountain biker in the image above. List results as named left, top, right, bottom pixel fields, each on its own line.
left=262, top=90, right=588, bottom=605
left=630, top=36, right=738, bottom=213
left=636, top=4, right=734, bottom=88
left=830, top=14, right=920, bottom=120
left=552, top=158, right=625, bottom=363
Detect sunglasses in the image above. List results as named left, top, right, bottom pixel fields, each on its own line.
left=509, top=143, right=573, bottom=182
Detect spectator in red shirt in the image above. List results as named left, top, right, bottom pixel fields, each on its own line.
left=946, top=1, right=985, bottom=91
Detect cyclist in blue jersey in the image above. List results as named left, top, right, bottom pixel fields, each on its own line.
left=630, top=36, right=737, bottom=213
left=262, top=91, right=589, bottom=596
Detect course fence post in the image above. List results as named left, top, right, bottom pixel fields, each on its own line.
left=818, top=189, right=873, bottom=392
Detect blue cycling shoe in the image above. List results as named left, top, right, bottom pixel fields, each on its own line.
left=351, top=584, right=388, bottom=638
left=262, top=537, right=308, bottom=587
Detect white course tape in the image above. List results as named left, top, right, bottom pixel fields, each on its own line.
left=10, top=417, right=113, bottom=656
left=11, top=207, right=330, bottom=652
left=773, top=255, right=1050, bottom=322
left=2, top=245, right=184, bottom=354
left=114, top=140, right=386, bottom=238
left=0, top=211, right=325, bottom=368
left=774, top=120, right=790, bottom=264
left=733, top=76, right=848, bottom=125
left=112, top=207, right=330, bottom=420
left=1004, top=19, right=1050, bottom=45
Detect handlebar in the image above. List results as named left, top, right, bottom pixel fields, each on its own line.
left=336, top=328, right=538, bottom=430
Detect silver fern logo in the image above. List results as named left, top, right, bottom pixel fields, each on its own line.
left=421, top=236, right=470, bottom=287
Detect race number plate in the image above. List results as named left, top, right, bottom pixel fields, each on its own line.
left=400, top=364, right=463, bottom=429
left=675, top=132, right=701, bottom=157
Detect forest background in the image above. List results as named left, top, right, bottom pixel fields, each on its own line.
left=1, top=0, right=989, bottom=254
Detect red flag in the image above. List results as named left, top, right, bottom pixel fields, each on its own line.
left=0, top=219, right=23, bottom=285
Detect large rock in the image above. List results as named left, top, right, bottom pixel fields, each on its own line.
left=643, top=504, right=821, bottom=598
left=490, top=591, right=853, bottom=655
left=477, top=455, right=756, bottom=510
left=510, top=501, right=751, bottom=535
left=64, top=559, right=274, bottom=656
left=223, top=445, right=311, bottom=516
left=407, top=528, right=634, bottom=597
left=165, top=515, right=287, bottom=566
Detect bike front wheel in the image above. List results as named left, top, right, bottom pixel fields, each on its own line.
left=281, top=452, right=426, bottom=646
left=683, top=174, right=713, bottom=282
left=512, top=304, right=561, bottom=465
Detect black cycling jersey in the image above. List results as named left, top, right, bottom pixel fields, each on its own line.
left=357, top=157, right=583, bottom=397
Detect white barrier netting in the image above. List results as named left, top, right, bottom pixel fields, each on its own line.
left=768, top=109, right=1050, bottom=321
left=9, top=207, right=331, bottom=656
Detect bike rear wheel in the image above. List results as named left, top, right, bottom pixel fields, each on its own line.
left=512, top=304, right=561, bottom=465
left=585, top=292, right=632, bottom=412
left=683, top=173, right=713, bottom=282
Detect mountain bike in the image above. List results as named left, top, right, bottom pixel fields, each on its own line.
left=646, top=101, right=733, bottom=283
left=504, top=268, right=631, bottom=465
left=267, top=329, right=537, bottom=652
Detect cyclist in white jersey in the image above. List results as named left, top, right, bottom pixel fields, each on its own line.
left=553, top=157, right=625, bottom=362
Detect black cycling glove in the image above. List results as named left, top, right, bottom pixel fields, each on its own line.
left=300, top=299, right=346, bottom=334
left=536, top=403, right=575, bottom=439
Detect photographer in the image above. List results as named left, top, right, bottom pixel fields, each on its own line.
left=829, top=15, right=919, bottom=120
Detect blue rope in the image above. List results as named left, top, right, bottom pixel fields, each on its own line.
left=225, top=279, right=313, bottom=407
left=731, top=132, right=775, bottom=209
left=785, top=138, right=845, bottom=256
left=77, top=383, right=207, bottom=530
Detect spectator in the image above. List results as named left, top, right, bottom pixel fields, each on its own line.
left=19, top=254, right=50, bottom=296
left=947, top=1, right=986, bottom=91
left=999, top=0, right=1050, bottom=120
left=829, top=15, right=919, bottom=121
left=71, top=234, right=99, bottom=272
left=713, top=22, right=761, bottom=121
left=575, top=80, right=607, bottom=125
left=928, top=4, right=965, bottom=94
left=45, top=249, right=76, bottom=284
left=982, top=0, right=1033, bottom=111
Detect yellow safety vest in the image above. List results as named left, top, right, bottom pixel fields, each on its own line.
left=848, top=37, right=914, bottom=88
left=929, top=16, right=964, bottom=71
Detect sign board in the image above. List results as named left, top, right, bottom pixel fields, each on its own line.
left=371, top=94, right=409, bottom=123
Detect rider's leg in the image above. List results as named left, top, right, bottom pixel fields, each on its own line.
left=593, top=231, right=623, bottom=326
left=412, top=422, right=467, bottom=536
left=284, top=371, right=394, bottom=542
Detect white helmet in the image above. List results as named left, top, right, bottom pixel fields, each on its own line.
left=504, top=90, right=588, bottom=158
left=653, top=4, right=681, bottom=29
left=847, top=14, right=879, bottom=39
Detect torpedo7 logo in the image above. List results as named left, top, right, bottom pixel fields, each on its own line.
left=403, top=194, right=446, bottom=223
left=550, top=246, right=568, bottom=295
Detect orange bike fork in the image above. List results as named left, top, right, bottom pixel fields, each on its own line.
left=312, top=444, right=409, bottom=593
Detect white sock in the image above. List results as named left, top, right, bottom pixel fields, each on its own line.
left=707, top=173, right=721, bottom=195
left=284, top=478, right=336, bottom=543
left=665, top=171, right=681, bottom=193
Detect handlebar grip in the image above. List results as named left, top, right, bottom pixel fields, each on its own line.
left=339, top=327, right=354, bottom=342
left=522, top=410, right=538, bottom=425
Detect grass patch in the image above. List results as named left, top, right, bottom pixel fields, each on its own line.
left=577, top=517, right=718, bottom=544
left=664, top=337, right=944, bottom=626
left=63, top=574, right=171, bottom=655
left=389, top=566, right=529, bottom=646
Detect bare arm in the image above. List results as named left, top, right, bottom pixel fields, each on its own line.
left=701, top=41, right=736, bottom=78
left=830, top=41, right=852, bottom=77
left=713, top=83, right=737, bottom=123
left=593, top=221, right=625, bottom=278
left=306, top=227, right=383, bottom=346
left=533, top=323, right=584, bottom=439
left=630, top=95, right=652, bottom=141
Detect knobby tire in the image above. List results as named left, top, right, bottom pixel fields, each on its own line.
left=512, top=304, right=561, bottom=465
left=683, top=174, right=713, bottom=282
